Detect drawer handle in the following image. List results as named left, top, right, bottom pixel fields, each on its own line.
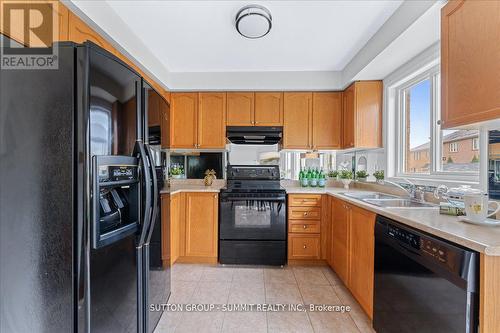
left=303, top=225, right=307, bottom=229
left=303, top=244, right=307, bottom=249
left=303, top=212, right=308, bottom=216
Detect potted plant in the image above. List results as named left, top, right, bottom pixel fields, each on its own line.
left=169, top=165, right=184, bottom=179
left=339, top=170, right=353, bottom=189
left=356, top=170, right=368, bottom=181
left=373, top=170, right=384, bottom=183
left=328, top=170, right=339, bottom=180
left=204, top=169, right=216, bottom=186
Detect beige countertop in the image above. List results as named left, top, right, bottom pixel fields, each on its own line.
left=285, top=185, right=500, bottom=256
left=160, top=184, right=225, bottom=195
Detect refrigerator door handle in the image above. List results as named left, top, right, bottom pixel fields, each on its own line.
left=135, top=141, right=152, bottom=248
left=144, top=143, right=159, bottom=243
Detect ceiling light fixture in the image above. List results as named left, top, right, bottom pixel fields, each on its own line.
left=235, top=5, right=272, bottom=39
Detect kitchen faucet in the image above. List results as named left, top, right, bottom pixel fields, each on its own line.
left=379, top=178, right=426, bottom=202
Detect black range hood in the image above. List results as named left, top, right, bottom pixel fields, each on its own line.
left=227, top=126, right=282, bottom=145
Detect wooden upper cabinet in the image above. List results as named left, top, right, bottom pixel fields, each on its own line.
left=312, top=92, right=342, bottom=150
left=254, top=92, right=283, bottom=126
left=170, top=93, right=198, bottom=148
left=198, top=92, right=226, bottom=149
left=160, top=97, right=170, bottom=149
left=283, top=92, right=312, bottom=149
left=226, top=92, right=254, bottom=126
left=331, top=198, right=350, bottom=285
left=148, top=91, right=161, bottom=127
left=342, top=81, right=382, bottom=149
left=441, top=0, right=500, bottom=128
left=68, top=12, right=116, bottom=54
left=349, top=205, right=375, bottom=319
left=184, top=193, right=218, bottom=258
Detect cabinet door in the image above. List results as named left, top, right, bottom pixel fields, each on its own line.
left=184, top=193, right=218, bottom=258
left=148, top=91, right=160, bottom=127
left=160, top=97, right=170, bottom=149
left=170, top=93, right=198, bottom=148
left=288, top=234, right=321, bottom=260
left=198, top=92, right=226, bottom=149
left=169, top=193, right=180, bottom=264
left=355, top=81, right=382, bottom=148
left=283, top=92, right=312, bottom=149
left=349, top=206, right=375, bottom=319
left=441, top=0, right=500, bottom=128
left=68, top=12, right=116, bottom=54
left=312, top=92, right=342, bottom=149
left=226, top=92, right=254, bottom=126
left=254, top=92, right=283, bottom=126
left=331, top=199, right=350, bottom=285
left=342, top=85, right=355, bottom=149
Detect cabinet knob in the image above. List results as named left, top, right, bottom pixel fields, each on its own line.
left=303, top=244, right=307, bottom=249
left=255, top=121, right=258, bottom=124
left=303, top=225, right=307, bottom=229
left=303, top=212, right=308, bottom=216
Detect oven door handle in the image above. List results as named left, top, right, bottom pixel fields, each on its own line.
left=221, top=197, right=286, bottom=202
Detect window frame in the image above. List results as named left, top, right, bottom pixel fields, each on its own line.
left=392, top=64, right=479, bottom=184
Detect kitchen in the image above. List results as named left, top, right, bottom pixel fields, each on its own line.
left=1, top=1, right=499, bottom=333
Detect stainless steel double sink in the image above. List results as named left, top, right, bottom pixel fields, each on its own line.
left=341, top=191, right=435, bottom=208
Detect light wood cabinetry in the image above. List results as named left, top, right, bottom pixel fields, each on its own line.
left=441, top=0, right=500, bottom=128
left=349, top=205, right=375, bottom=319
left=198, top=92, right=226, bottom=148
left=160, top=97, right=170, bottom=149
left=169, top=193, right=181, bottom=264
left=312, top=92, right=342, bottom=149
left=184, top=192, right=218, bottom=258
left=160, top=194, right=171, bottom=267
left=170, top=92, right=226, bottom=149
left=170, top=93, right=198, bottom=148
left=283, top=92, right=313, bottom=149
left=288, top=194, right=322, bottom=261
left=254, top=92, right=283, bottom=126
left=226, top=92, right=254, bottom=126
left=148, top=91, right=161, bottom=127
left=329, top=197, right=375, bottom=319
left=342, top=81, right=382, bottom=149
left=68, top=11, right=116, bottom=54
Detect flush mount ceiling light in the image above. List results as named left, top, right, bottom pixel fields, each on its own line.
left=235, top=5, right=272, bottom=39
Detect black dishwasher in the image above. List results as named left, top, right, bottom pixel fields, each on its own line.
left=374, top=215, right=479, bottom=333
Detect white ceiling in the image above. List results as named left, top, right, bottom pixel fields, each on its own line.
left=104, top=0, right=403, bottom=73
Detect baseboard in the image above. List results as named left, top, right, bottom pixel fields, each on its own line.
left=287, top=259, right=328, bottom=266
left=176, top=256, right=218, bottom=264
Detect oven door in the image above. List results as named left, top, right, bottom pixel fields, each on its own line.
left=219, top=194, right=286, bottom=240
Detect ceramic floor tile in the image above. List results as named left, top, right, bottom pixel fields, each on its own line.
left=200, top=266, right=234, bottom=282
left=267, top=311, right=313, bottom=333
left=232, top=267, right=264, bottom=284
left=320, top=266, right=343, bottom=286
left=171, top=264, right=205, bottom=282
left=263, top=267, right=297, bottom=285
left=228, top=280, right=266, bottom=304
left=154, top=311, right=184, bottom=333
left=292, top=266, right=330, bottom=286
left=265, top=282, right=303, bottom=304
left=174, top=311, right=224, bottom=333
left=222, top=311, right=267, bottom=333
left=191, top=281, right=231, bottom=305
left=333, top=285, right=375, bottom=333
left=168, top=281, right=198, bottom=304
left=307, top=311, right=360, bottom=333
left=299, top=284, right=341, bottom=305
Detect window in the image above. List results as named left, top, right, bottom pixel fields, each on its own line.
left=449, top=142, right=459, bottom=153
left=394, top=65, right=479, bottom=180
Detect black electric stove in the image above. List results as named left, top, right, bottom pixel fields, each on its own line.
left=219, top=165, right=287, bottom=266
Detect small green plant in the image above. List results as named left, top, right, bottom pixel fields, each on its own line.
left=356, top=170, right=368, bottom=179
left=170, top=166, right=183, bottom=176
left=447, top=156, right=454, bottom=164
left=471, top=155, right=479, bottom=163
left=373, top=170, right=384, bottom=180
left=328, top=170, right=339, bottom=178
left=339, top=170, right=353, bottom=180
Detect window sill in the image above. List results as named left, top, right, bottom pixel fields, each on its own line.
left=390, top=174, right=480, bottom=188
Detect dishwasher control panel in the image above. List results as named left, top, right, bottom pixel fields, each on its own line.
left=387, top=224, right=420, bottom=250
left=421, top=239, right=448, bottom=263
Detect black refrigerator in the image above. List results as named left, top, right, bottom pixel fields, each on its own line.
left=0, top=38, right=170, bottom=332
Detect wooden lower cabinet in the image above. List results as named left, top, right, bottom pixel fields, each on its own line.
left=161, top=194, right=171, bottom=267
left=170, top=192, right=218, bottom=264
left=329, top=197, right=376, bottom=319
left=288, top=234, right=321, bottom=260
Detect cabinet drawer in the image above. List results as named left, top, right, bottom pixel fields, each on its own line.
left=289, top=222, right=320, bottom=233
left=289, top=207, right=321, bottom=220
left=288, top=234, right=321, bottom=259
left=289, top=194, right=322, bottom=207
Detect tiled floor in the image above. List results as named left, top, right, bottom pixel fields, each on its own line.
left=154, top=264, right=374, bottom=333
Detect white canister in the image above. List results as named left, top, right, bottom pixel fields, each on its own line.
left=463, top=193, right=500, bottom=223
